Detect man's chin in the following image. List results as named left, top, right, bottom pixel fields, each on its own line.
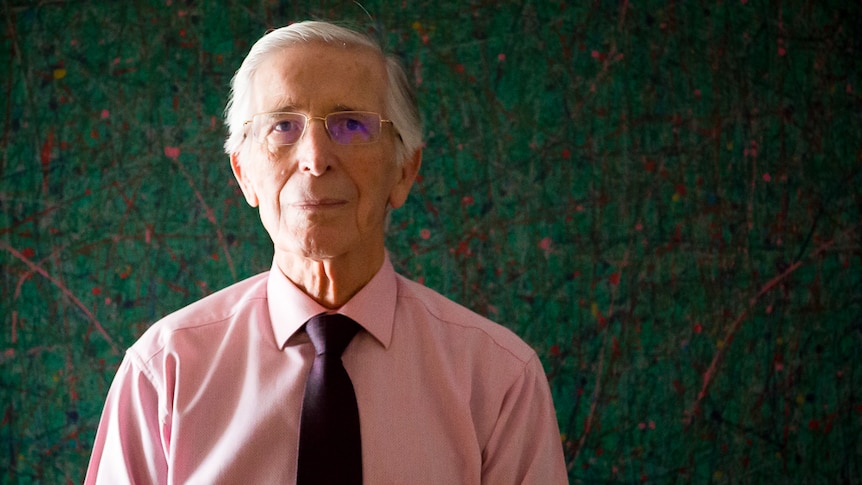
left=276, top=237, right=353, bottom=262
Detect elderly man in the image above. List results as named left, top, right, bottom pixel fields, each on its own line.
left=86, top=21, right=567, bottom=484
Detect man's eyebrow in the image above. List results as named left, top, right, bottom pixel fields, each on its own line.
left=271, top=103, right=300, bottom=113
left=266, top=103, right=363, bottom=114
left=262, top=97, right=300, bottom=113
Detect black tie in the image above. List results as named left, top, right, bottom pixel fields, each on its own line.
left=297, top=313, right=362, bottom=485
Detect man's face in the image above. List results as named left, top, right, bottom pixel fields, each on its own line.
left=231, top=43, right=419, bottom=265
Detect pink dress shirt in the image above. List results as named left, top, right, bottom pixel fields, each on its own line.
left=85, top=256, right=568, bottom=484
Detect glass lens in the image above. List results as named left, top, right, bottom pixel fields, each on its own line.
left=326, top=112, right=381, bottom=144
left=255, top=113, right=306, bottom=145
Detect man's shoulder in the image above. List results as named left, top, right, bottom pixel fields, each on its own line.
left=395, top=274, right=536, bottom=363
left=165, top=271, right=269, bottom=322
left=130, top=271, right=270, bottom=359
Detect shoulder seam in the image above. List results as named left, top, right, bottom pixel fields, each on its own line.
left=134, top=293, right=268, bottom=365
left=397, top=278, right=535, bottom=365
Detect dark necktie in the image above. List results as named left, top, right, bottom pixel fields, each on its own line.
left=297, top=313, right=362, bottom=485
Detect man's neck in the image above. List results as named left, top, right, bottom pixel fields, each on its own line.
left=274, top=249, right=384, bottom=309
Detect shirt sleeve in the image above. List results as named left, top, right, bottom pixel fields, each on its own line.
left=84, top=354, right=168, bottom=485
left=481, top=353, right=569, bottom=484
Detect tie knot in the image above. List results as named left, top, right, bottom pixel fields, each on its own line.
left=306, top=314, right=360, bottom=357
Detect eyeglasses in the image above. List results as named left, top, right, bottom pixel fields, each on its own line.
left=243, top=111, right=394, bottom=146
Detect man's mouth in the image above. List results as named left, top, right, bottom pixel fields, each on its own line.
left=292, top=198, right=348, bottom=209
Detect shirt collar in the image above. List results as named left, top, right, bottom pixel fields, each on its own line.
left=267, top=254, right=397, bottom=350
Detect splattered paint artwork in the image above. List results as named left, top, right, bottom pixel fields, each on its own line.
left=2, top=1, right=860, bottom=482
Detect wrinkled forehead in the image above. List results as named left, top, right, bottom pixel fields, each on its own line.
left=250, top=42, right=389, bottom=115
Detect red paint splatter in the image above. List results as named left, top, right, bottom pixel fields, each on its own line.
left=40, top=129, right=54, bottom=192
left=454, top=240, right=471, bottom=256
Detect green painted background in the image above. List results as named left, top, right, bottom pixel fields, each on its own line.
left=2, top=1, right=860, bottom=483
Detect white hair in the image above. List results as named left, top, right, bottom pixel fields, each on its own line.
left=223, top=21, right=422, bottom=165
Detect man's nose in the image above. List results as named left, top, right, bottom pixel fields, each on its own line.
left=296, top=118, right=333, bottom=176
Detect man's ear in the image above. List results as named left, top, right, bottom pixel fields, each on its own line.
left=389, top=148, right=422, bottom=210
left=230, top=152, right=259, bottom=207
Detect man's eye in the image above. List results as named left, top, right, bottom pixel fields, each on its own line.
left=273, top=120, right=300, bottom=133
left=344, top=118, right=366, bottom=131
left=331, top=117, right=370, bottom=135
